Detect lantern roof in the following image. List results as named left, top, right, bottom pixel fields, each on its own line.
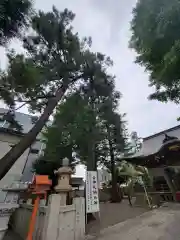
left=32, top=175, right=51, bottom=185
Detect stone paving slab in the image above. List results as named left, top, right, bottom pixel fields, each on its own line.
left=86, top=203, right=180, bottom=240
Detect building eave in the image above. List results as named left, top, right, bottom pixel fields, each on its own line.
left=143, top=124, right=180, bottom=141
left=120, top=153, right=154, bottom=161
left=0, top=127, right=42, bottom=143
left=0, top=127, right=25, bottom=137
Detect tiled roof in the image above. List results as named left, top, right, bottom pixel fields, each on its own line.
left=143, top=124, right=180, bottom=141
left=125, top=125, right=180, bottom=159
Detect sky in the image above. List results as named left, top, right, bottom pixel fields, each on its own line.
left=33, top=0, right=180, bottom=138
left=1, top=0, right=180, bottom=177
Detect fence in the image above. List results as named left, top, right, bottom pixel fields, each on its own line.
left=43, top=196, right=85, bottom=240
left=10, top=197, right=85, bottom=240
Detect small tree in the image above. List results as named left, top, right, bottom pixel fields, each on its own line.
left=33, top=92, right=97, bottom=176
left=117, top=161, right=152, bottom=206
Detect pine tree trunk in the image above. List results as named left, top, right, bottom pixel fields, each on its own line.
left=107, top=129, right=121, bottom=203
left=87, top=141, right=95, bottom=171
left=109, top=139, right=118, bottom=202
left=0, top=86, right=67, bottom=180
left=86, top=80, right=99, bottom=223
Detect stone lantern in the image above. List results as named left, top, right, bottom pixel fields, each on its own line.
left=54, top=158, right=73, bottom=205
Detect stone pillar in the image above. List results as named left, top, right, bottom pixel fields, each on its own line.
left=74, top=197, right=85, bottom=240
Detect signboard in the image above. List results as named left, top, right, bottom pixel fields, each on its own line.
left=86, top=171, right=99, bottom=213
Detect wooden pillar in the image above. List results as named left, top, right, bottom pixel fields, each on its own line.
left=163, top=168, right=176, bottom=201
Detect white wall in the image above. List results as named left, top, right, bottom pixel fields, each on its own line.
left=0, top=133, right=30, bottom=202
left=21, top=141, right=44, bottom=182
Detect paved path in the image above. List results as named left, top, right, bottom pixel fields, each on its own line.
left=86, top=203, right=180, bottom=240
left=87, top=200, right=147, bottom=235
left=3, top=203, right=180, bottom=240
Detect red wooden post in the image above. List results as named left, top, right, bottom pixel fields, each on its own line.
left=27, top=196, right=40, bottom=240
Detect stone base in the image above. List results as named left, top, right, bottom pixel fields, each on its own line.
left=0, top=203, right=19, bottom=239
left=0, top=228, right=7, bottom=240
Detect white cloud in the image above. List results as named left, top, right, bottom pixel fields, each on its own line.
left=1, top=0, right=180, bottom=138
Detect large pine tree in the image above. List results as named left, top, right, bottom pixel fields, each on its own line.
left=0, top=7, right=115, bottom=179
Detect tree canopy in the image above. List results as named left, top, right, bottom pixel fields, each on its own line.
left=33, top=78, right=125, bottom=172
left=130, top=0, right=180, bottom=103
left=33, top=92, right=97, bottom=174
left=0, top=0, right=32, bottom=45
left=33, top=75, right=129, bottom=202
